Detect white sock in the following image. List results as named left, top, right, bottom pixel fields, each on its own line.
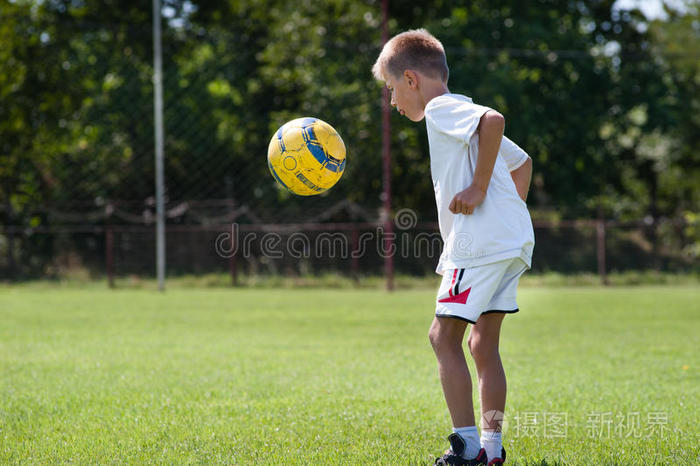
left=480, top=430, right=503, bottom=461
left=453, top=425, right=481, bottom=459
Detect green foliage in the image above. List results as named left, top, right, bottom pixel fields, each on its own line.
left=0, top=0, right=698, bottom=275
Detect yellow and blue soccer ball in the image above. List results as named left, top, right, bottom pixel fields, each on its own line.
left=267, top=117, right=346, bottom=196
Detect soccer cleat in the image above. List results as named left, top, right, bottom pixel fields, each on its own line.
left=434, top=433, right=488, bottom=465
left=486, top=447, right=506, bottom=465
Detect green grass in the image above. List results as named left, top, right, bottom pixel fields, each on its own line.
left=8, top=269, right=699, bottom=290
left=1, top=286, right=698, bottom=464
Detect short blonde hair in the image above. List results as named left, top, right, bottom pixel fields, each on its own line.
left=372, top=29, right=449, bottom=82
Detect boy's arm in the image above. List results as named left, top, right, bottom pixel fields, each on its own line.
left=448, top=110, right=505, bottom=215
left=510, top=156, right=532, bottom=202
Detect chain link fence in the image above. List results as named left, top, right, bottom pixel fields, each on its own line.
left=1, top=19, right=697, bottom=283
left=3, top=215, right=695, bottom=284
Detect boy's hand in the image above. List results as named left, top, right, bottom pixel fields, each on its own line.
left=449, top=184, right=486, bottom=215
left=451, top=110, right=503, bottom=215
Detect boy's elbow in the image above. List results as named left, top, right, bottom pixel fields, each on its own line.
left=509, top=155, right=531, bottom=175
left=518, top=156, right=532, bottom=174
left=481, top=110, right=505, bottom=132
left=490, top=110, right=505, bottom=125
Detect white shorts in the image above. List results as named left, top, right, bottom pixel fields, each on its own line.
left=435, top=257, right=528, bottom=324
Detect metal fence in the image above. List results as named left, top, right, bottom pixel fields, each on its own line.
left=2, top=210, right=695, bottom=285
left=1, top=16, right=697, bottom=285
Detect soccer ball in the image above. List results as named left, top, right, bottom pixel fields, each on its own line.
left=267, top=117, right=346, bottom=196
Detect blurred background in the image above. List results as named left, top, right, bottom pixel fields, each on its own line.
left=0, top=0, right=698, bottom=286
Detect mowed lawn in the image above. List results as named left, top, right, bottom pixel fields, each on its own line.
left=0, top=285, right=698, bottom=465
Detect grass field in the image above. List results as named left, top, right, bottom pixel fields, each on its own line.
left=1, top=285, right=698, bottom=464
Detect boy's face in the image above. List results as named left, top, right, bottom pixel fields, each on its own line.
left=384, top=69, right=425, bottom=122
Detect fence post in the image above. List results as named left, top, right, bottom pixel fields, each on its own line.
left=153, top=0, right=166, bottom=291
left=4, top=198, right=17, bottom=280
left=596, top=219, right=608, bottom=286
left=351, top=228, right=359, bottom=281
left=229, top=232, right=238, bottom=286
left=381, top=0, right=394, bottom=291
left=105, top=225, right=114, bottom=288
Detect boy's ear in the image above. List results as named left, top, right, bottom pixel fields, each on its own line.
left=404, top=70, right=419, bottom=89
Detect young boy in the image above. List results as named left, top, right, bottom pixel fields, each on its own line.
left=372, top=30, right=535, bottom=465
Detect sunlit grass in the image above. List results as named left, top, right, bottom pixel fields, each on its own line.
left=1, top=286, right=698, bottom=464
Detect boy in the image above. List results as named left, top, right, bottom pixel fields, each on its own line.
left=372, top=30, right=534, bottom=465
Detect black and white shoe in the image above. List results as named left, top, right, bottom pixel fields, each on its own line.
left=434, top=433, right=488, bottom=465
left=486, top=447, right=506, bottom=465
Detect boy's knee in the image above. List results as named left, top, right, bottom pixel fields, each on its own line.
left=468, top=333, right=498, bottom=362
left=428, top=325, right=441, bottom=351
left=428, top=318, right=463, bottom=354
left=467, top=333, right=476, bottom=354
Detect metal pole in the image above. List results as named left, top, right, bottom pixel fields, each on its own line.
left=4, top=196, right=16, bottom=280
left=597, top=219, right=608, bottom=286
left=381, top=0, right=394, bottom=291
left=351, top=228, right=359, bottom=281
left=153, top=0, right=166, bottom=291
left=106, top=226, right=114, bottom=289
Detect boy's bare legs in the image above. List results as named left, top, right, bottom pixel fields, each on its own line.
left=428, top=316, right=476, bottom=427
left=468, top=312, right=507, bottom=460
left=468, top=313, right=506, bottom=430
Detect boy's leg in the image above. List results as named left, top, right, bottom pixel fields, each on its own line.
left=428, top=316, right=475, bottom=428
left=468, top=312, right=507, bottom=462
left=468, top=312, right=506, bottom=431
left=431, top=262, right=508, bottom=432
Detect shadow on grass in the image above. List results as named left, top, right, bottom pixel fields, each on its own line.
left=418, top=457, right=567, bottom=466
left=516, top=460, right=566, bottom=466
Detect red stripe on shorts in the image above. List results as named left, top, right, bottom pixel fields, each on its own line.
left=448, top=269, right=457, bottom=297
